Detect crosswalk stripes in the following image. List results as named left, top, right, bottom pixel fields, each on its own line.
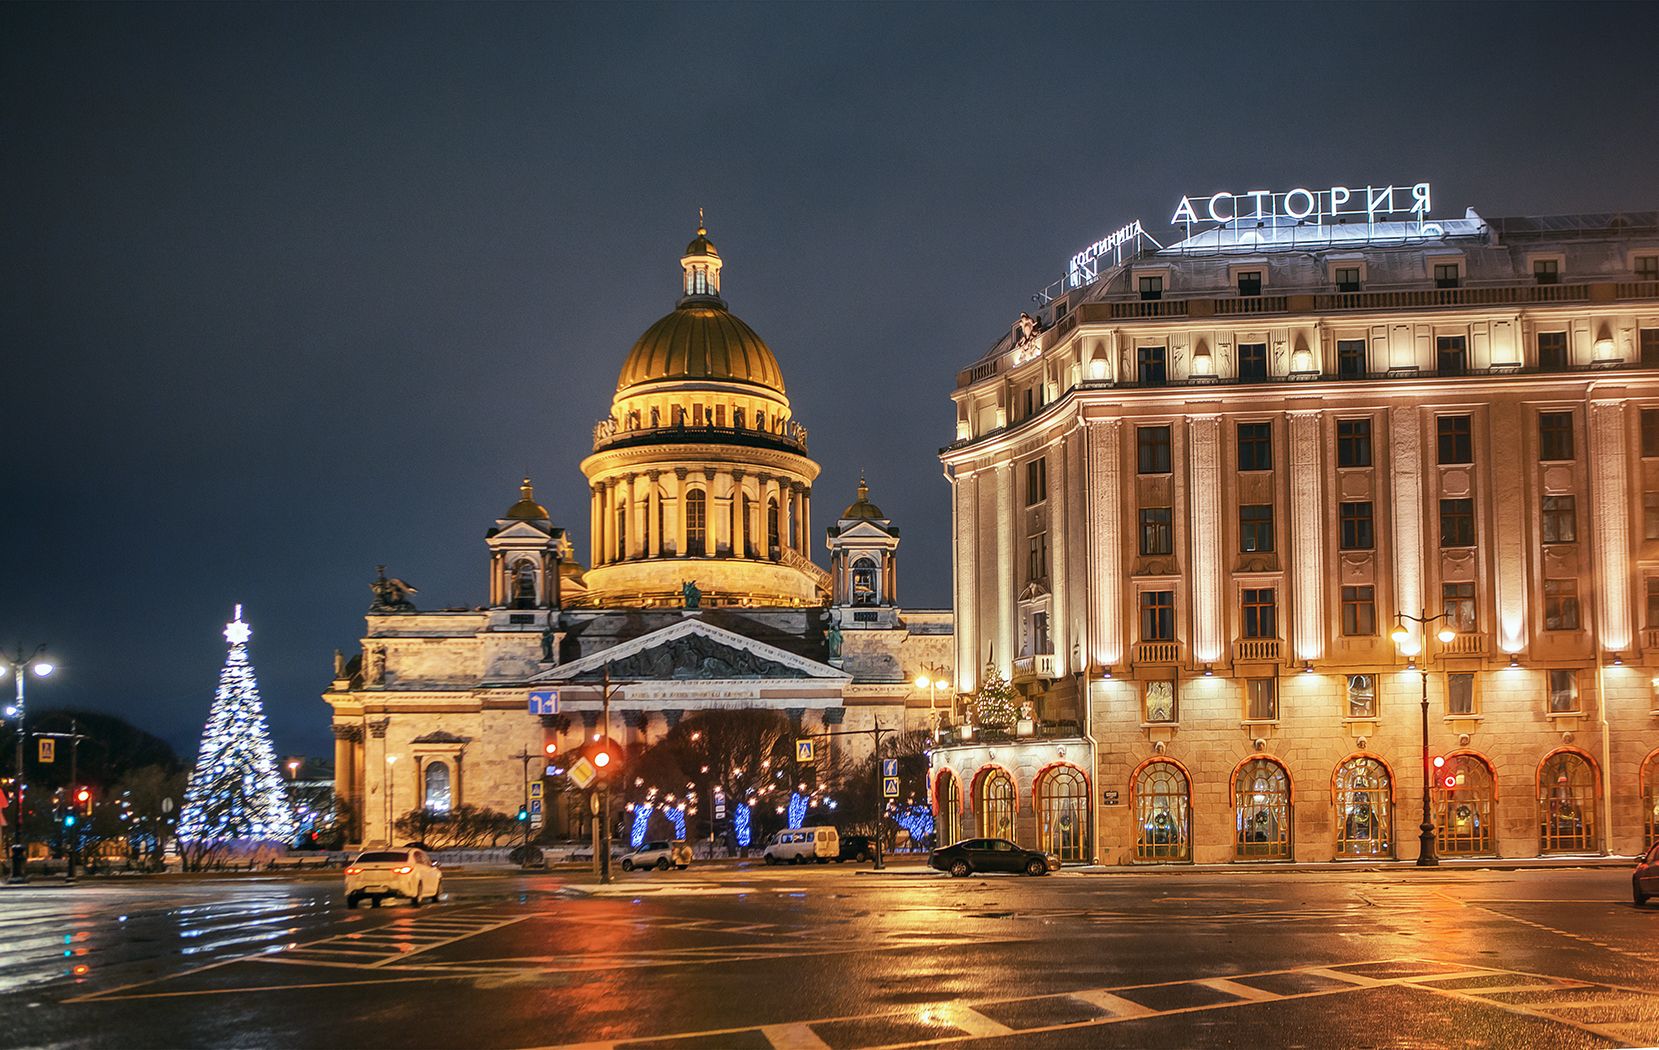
left=264, top=908, right=531, bottom=968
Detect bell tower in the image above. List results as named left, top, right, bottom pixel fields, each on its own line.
left=485, top=477, right=564, bottom=611
left=827, top=474, right=900, bottom=628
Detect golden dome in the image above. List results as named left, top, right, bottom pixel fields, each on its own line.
left=616, top=304, right=786, bottom=395
left=684, top=208, right=719, bottom=258
left=504, top=477, right=549, bottom=521
left=842, top=475, right=884, bottom=520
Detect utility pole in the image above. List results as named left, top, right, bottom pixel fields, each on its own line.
left=4, top=646, right=54, bottom=884
left=599, top=669, right=613, bottom=885
left=512, top=748, right=536, bottom=867
left=805, top=722, right=895, bottom=870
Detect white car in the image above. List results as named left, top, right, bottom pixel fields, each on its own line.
left=345, top=848, right=443, bottom=908
left=762, top=827, right=839, bottom=864
left=621, top=840, right=692, bottom=872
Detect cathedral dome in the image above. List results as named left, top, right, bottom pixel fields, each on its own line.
left=617, top=305, right=786, bottom=395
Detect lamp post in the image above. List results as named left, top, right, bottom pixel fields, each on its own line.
left=1390, top=609, right=1457, bottom=868
left=4, top=646, right=55, bottom=883
left=384, top=754, right=399, bottom=846
left=913, top=665, right=950, bottom=738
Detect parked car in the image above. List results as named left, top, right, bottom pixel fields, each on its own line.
left=929, top=838, right=1058, bottom=877
left=1635, top=843, right=1659, bottom=906
left=344, top=848, right=443, bottom=907
left=763, top=826, right=839, bottom=864
left=621, top=840, right=692, bottom=872
left=836, top=835, right=874, bottom=863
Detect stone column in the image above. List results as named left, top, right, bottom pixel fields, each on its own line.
left=1287, top=410, right=1325, bottom=661
left=668, top=469, right=684, bottom=557
left=1188, top=415, right=1223, bottom=664
left=952, top=469, right=978, bottom=692
left=647, top=472, right=662, bottom=558
left=591, top=484, right=605, bottom=567
left=1049, top=444, right=1068, bottom=668
left=1490, top=400, right=1529, bottom=652
left=1389, top=406, right=1425, bottom=648
left=995, top=462, right=1015, bottom=679
left=1591, top=400, right=1633, bottom=651
left=714, top=472, right=733, bottom=557
left=802, top=488, right=812, bottom=555
left=1085, top=420, right=1123, bottom=667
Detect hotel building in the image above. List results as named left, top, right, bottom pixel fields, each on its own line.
left=937, top=195, right=1659, bottom=864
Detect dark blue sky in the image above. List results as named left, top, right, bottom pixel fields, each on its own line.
left=3, top=2, right=1655, bottom=760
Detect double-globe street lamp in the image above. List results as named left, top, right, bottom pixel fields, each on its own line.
left=913, top=665, right=951, bottom=738
left=1390, top=610, right=1457, bottom=868
left=4, top=646, right=56, bottom=883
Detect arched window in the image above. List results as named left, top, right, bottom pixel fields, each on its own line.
left=852, top=558, right=879, bottom=606
left=1133, top=760, right=1190, bottom=862
left=1234, top=757, right=1291, bottom=860
left=510, top=561, right=537, bottom=609
left=974, top=768, right=1015, bottom=839
left=423, top=762, right=452, bottom=814
left=1644, top=750, right=1659, bottom=850
left=1539, top=750, right=1598, bottom=853
left=1436, top=753, right=1496, bottom=856
left=615, top=500, right=628, bottom=561
left=685, top=490, right=706, bottom=556
left=935, top=771, right=962, bottom=848
left=1334, top=756, right=1392, bottom=858
left=1036, top=765, right=1090, bottom=862
left=767, top=498, right=780, bottom=557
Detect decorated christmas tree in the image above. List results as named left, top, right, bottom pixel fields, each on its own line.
left=971, top=662, right=1019, bottom=730
left=178, top=606, right=296, bottom=844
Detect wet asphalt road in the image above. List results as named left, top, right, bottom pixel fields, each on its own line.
left=1, top=863, right=1656, bottom=1049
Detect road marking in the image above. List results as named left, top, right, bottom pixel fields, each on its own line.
left=761, top=1022, right=833, bottom=1050
left=1197, top=977, right=1279, bottom=1002
left=1067, top=989, right=1155, bottom=1018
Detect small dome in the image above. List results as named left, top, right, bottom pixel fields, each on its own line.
left=684, top=210, right=719, bottom=258
left=617, top=305, right=786, bottom=394
left=842, top=475, right=883, bottom=520
left=504, top=477, right=549, bottom=521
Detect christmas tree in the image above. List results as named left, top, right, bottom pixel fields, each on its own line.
left=178, top=606, right=296, bottom=844
left=971, top=662, right=1019, bottom=730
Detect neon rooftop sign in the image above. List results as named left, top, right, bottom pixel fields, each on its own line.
left=1171, top=182, right=1441, bottom=236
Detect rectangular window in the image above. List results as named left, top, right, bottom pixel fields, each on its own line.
left=1246, top=678, right=1277, bottom=721
left=1533, top=258, right=1560, bottom=285
left=1647, top=577, right=1659, bottom=627
left=1138, top=344, right=1167, bottom=386
left=1336, top=418, right=1373, bottom=467
left=1336, top=339, right=1367, bottom=378
left=1336, top=501, right=1373, bottom=550
left=1437, top=415, right=1473, bottom=464
left=1538, top=411, right=1574, bottom=461
left=1023, top=387, right=1035, bottom=420
left=1143, top=680, right=1176, bottom=723
left=1241, top=588, right=1277, bottom=639
left=1139, top=507, right=1173, bottom=556
left=1643, top=329, right=1659, bottom=368
left=1544, top=578, right=1581, bottom=631
left=1646, top=492, right=1659, bottom=541
left=1443, top=581, right=1477, bottom=632
left=1548, top=669, right=1579, bottom=713
left=1335, top=266, right=1362, bottom=293
left=1239, top=343, right=1269, bottom=382
left=1237, top=421, right=1273, bottom=470
left=1541, top=495, right=1577, bottom=543
left=1434, top=262, right=1461, bottom=288
left=1024, top=458, right=1047, bottom=505
left=1346, top=674, right=1376, bottom=718
left=1027, top=533, right=1048, bottom=582
left=1440, top=498, right=1475, bottom=548
left=1239, top=504, right=1275, bottom=553
left=1538, top=331, right=1569, bottom=372
left=1642, top=408, right=1659, bottom=457
left=1138, top=275, right=1163, bottom=301
left=1137, top=425, right=1171, bottom=474
left=1237, top=271, right=1262, bottom=297
left=1141, top=591, right=1175, bottom=642
left=1436, top=335, right=1468, bottom=374
left=1341, top=586, right=1376, bottom=636
left=1447, top=673, right=1476, bottom=716
left=1637, top=255, right=1659, bottom=280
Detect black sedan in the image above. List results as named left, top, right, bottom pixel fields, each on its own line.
left=929, top=837, right=1058, bottom=877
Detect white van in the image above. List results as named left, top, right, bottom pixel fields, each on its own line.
left=762, top=826, right=840, bottom=864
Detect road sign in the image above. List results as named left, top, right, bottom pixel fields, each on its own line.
left=38, top=738, right=55, bottom=764
left=882, top=776, right=900, bottom=798
left=882, top=758, right=898, bottom=778
left=796, top=739, right=815, bottom=763
left=530, top=800, right=542, bottom=816
left=1102, top=789, right=1120, bottom=806
left=567, top=756, right=597, bottom=789
left=529, top=782, right=543, bottom=799
left=161, top=797, right=175, bottom=814
left=528, top=690, right=560, bottom=715
left=715, top=802, right=727, bottom=819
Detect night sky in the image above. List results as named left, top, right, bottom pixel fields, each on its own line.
left=3, top=3, right=1655, bottom=762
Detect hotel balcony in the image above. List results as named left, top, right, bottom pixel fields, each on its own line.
left=1235, top=638, right=1282, bottom=663
left=1135, top=640, right=1181, bottom=665
left=1438, top=633, right=1488, bottom=658
left=1012, top=653, right=1058, bottom=683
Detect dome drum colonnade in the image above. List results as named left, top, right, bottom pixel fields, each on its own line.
left=577, top=221, right=821, bottom=608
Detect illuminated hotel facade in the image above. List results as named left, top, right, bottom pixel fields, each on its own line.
left=936, top=191, right=1659, bottom=864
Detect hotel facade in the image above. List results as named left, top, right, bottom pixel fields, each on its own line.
left=936, top=191, right=1659, bottom=864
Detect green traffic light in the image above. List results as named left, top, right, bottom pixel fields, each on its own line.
left=64, top=815, right=77, bottom=827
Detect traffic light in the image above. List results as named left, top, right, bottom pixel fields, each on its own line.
left=544, top=742, right=558, bottom=756
left=593, top=750, right=611, bottom=769
left=516, top=806, right=529, bottom=822
left=63, top=813, right=77, bottom=828
left=75, top=787, right=91, bottom=815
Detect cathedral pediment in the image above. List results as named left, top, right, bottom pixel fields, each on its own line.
left=535, top=618, right=850, bottom=683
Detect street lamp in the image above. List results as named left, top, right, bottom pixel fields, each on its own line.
left=1391, top=609, right=1457, bottom=867
left=913, top=664, right=950, bottom=737
left=3, top=646, right=54, bottom=883
left=384, top=754, right=399, bottom=846
left=286, top=759, right=301, bottom=780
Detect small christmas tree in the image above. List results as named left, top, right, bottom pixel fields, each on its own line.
left=178, top=606, right=296, bottom=845
left=971, top=663, right=1019, bottom=730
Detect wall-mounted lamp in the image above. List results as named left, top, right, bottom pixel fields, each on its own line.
left=1508, top=653, right=1521, bottom=669
left=1301, top=661, right=1314, bottom=674
left=1611, top=653, right=1624, bottom=666
left=1101, top=666, right=1114, bottom=680
left=1203, top=664, right=1214, bottom=677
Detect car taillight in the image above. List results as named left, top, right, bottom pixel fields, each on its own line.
left=345, top=867, right=360, bottom=875
left=395, top=866, right=413, bottom=874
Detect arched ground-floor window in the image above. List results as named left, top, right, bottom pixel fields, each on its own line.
left=1133, top=759, right=1190, bottom=863
left=1538, top=749, right=1598, bottom=853
left=1233, top=757, right=1291, bottom=860
left=1334, top=755, right=1393, bottom=859
left=935, top=771, right=962, bottom=847
left=1435, top=752, right=1495, bottom=856
left=422, top=761, right=452, bottom=814
left=1644, top=750, right=1659, bottom=850
left=1035, top=764, right=1090, bottom=862
left=974, top=767, right=1015, bottom=840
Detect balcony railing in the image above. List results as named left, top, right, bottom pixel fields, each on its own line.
left=1643, top=627, right=1659, bottom=651
left=1135, top=640, right=1180, bottom=665
left=592, top=418, right=808, bottom=453
left=1235, top=638, right=1282, bottom=662
left=1012, top=653, right=1058, bottom=682
left=1438, top=633, right=1488, bottom=657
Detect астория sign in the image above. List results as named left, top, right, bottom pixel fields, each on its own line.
left=1171, top=182, right=1441, bottom=234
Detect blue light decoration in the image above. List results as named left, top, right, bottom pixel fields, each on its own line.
left=893, top=804, right=935, bottom=847
left=668, top=807, right=686, bottom=839
left=787, top=791, right=807, bottom=829
left=630, top=804, right=651, bottom=848
left=734, top=803, right=752, bottom=847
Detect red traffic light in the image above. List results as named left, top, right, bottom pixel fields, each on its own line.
left=544, top=742, right=558, bottom=756
left=594, top=751, right=611, bottom=768
left=75, top=788, right=90, bottom=804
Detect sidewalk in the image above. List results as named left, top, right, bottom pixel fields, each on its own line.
left=855, top=855, right=1637, bottom=876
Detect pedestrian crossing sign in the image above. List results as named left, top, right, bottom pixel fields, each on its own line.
left=883, top=776, right=900, bottom=798
left=38, top=739, right=55, bottom=764
left=529, top=782, right=543, bottom=799
left=796, top=739, right=814, bottom=763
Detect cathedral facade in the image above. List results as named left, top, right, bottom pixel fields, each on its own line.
left=323, top=224, right=951, bottom=846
